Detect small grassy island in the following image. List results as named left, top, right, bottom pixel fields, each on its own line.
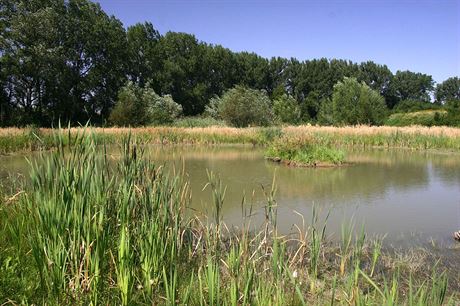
left=266, top=136, right=346, bottom=167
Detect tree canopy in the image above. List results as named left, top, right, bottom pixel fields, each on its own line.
left=318, top=78, right=387, bottom=126
left=0, top=0, right=456, bottom=127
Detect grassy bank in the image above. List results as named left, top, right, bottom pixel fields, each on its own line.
left=385, top=110, right=448, bottom=127
left=0, top=131, right=458, bottom=305
left=1, top=125, right=460, bottom=155
left=266, top=136, right=345, bottom=167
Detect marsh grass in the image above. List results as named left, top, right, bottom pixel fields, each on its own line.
left=0, top=129, right=458, bottom=305
left=266, top=136, right=346, bottom=166
left=1, top=125, right=460, bottom=155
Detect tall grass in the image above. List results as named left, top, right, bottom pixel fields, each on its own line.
left=266, top=135, right=346, bottom=166
left=0, top=129, right=458, bottom=304
left=1, top=125, right=460, bottom=154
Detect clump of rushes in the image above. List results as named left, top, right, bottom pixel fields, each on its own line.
left=265, top=136, right=345, bottom=167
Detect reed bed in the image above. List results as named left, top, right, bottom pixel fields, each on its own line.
left=0, top=130, right=458, bottom=305
left=1, top=125, right=460, bottom=155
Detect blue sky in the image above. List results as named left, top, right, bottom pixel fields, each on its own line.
left=95, top=0, right=459, bottom=83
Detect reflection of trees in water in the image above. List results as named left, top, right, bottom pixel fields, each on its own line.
left=2, top=146, right=459, bottom=216
left=266, top=162, right=429, bottom=204
left=429, top=156, right=460, bottom=185
left=148, top=147, right=460, bottom=215
left=263, top=150, right=438, bottom=204
left=146, top=145, right=261, bottom=162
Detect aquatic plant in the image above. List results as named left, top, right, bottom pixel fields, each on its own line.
left=265, top=136, right=346, bottom=166
left=0, top=129, right=458, bottom=304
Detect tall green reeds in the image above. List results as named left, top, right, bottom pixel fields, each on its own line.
left=0, top=128, right=458, bottom=305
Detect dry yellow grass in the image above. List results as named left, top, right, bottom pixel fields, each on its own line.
left=283, top=124, right=460, bottom=137
left=1, top=125, right=459, bottom=137
left=1, top=125, right=460, bottom=154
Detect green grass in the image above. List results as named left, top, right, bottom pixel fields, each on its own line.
left=266, top=136, right=346, bottom=166
left=0, top=129, right=458, bottom=305
left=171, top=116, right=226, bottom=128
left=385, top=110, right=448, bottom=127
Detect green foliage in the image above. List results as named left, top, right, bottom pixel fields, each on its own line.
left=1, top=0, right=127, bottom=126
left=273, top=94, right=301, bottom=124
left=149, top=94, right=183, bottom=125
left=218, top=86, right=274, bottom=127
left=385, top=110, right=447, bottom=127
left=256, top=127, right=283, bottom=145
left=0, top=0, right=456, bottom=127
left=318, top=77, right=388, bottom=125
left=109, top=82, right=182, bottom=126
left=389, top=71, right=434, bottom=103
left=172, top=117, right=226, bottom=128
left=109, top=82, right=151, bottom=126
left=204, top=96, right=222, bottom=119
left=435, top=77, right=460, bottom=103
left=0, top=130, right=459, bottom=304
left=266, top=136, right=345, bottom=166
left=444, top=99, right=460, bottom=126
left=393, top=99, right=442, bottom=113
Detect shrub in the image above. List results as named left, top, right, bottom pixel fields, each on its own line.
left=444, top=99, right=460, bottom=126
left=393, top=99, right=442, bottom=113
left=109, top=82, right=182, bottom=126
left=203, top=96, right=222, bottom=119
left=109, top=81, right=150, bottom=126
left=218, top=86, right=274, bottom=127
left=266, top=136, right=345, bottom=166
left=318, top=77, right=387, bottom=126
left=273, top=94, right=301, bottom=124
left=149, top=94, right=182, bottom=125
left=385, top=110, right=447, bottom=126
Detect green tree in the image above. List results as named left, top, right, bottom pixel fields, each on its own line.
left=218, top=85, right=274, bottom=127
left=435, top=77, right=460, bottom=103
left=1, top=0, right=126, bottom=126
left=158, top=32, right=210, bottom=115
left=149, top=94, right=182, bottom=125
left=203, top=96, right=222, bottom=119
left=444, top=99, right=460, bottom=126
left=319, top=77, right=387, bottom=125
left=109, top=81, right=151, bottom=126
left=357, top=61, right=393, bottom=107
left=273, top=94, right=301, bottom=124
left=388, top=71, right=434, bottom=104
left=393, top=99, right=441, bottom=113
left=110, top=81, right=182, bottom=126
left=126, top=22, right=161, bottom=88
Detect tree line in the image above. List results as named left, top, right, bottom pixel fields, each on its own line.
left=1, top=0, right=459, bottom=127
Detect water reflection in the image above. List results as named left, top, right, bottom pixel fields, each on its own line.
left=1, top=145, right=459, bottom=244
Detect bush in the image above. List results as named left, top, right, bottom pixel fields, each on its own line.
left=266, top=136, right=345, bottom=166
left=203, top=96, right=222, bottom=119
left=109, top=82, right=182, bottom=126
left=385, top=110, right=447, bottom=126
left=318, top=77, right=387, bottom=125
left=393, top=99, right=442, bottom=113
left=273, top=94, right=301, bottom=124
left=149, top=94, right=182, bottom=125
left=218, top=85, right=274, bottom=127
left=109, top=82, right=149, bottom=126
left=444, top=99, right=460, bottom=126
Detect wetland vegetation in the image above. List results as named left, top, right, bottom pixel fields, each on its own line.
left=1, top=1, right=460, bottom=305
left=1, top=131, right=459, bottom=305
left=265, top=136, right=346, bottom=167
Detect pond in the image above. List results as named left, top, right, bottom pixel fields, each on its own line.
left=1, top=145, right=460, bottom=246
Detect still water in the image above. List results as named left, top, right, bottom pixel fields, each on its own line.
left=1, top=145, right=460, bottom=244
